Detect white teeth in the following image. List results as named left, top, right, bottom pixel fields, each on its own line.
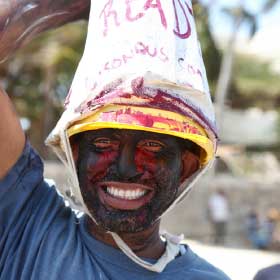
left=106, top=187, right=147, bottom=200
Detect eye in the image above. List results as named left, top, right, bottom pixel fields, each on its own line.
left=137, top=139, right=165, bottom=152
left=92, top=137, right=119, bottom=150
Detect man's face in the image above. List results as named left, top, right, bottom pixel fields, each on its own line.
left=75, top=128, right=199, bottom=233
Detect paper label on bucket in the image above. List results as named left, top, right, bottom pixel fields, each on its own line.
left=65, top=0, right=215, bottom=128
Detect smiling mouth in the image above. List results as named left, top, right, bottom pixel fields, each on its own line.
left=96, top=182, right=155, bottom=210
left=107, top=186, right=147, bottom=200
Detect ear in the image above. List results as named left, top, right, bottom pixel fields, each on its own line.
left=180, top=150, right=200, bottom=183
left=71, top=140, right=79, bottom=165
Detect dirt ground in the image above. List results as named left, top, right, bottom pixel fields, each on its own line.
left=187, top=240, right=280, bottom=280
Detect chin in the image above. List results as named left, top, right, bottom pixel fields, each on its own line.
left=86, top=194, right=177, bottom=234
left=82, top=180, right=179, bottom=233
left=88, top=204, right=157, bottom=233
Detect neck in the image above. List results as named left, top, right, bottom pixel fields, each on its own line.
left=85, top=216, right=165, bottom=259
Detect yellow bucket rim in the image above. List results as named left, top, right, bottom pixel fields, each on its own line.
left=67, top=105, right=214, bottom=166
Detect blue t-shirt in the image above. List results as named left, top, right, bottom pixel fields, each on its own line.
left=0, top=142, right=230, bottom=280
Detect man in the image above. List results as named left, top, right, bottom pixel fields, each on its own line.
left=208, top=189, right=230, bottom=245
left=253, top=264, right=280, bottom=280
left=0, top=0, right=230, bottom=279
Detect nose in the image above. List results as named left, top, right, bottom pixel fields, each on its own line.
left=117, top=143, right=141, bottom=180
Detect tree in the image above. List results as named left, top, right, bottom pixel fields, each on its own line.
left=0, top=22, right=87, bottom=157
left=215, top=0, right=279, bottom=133
left=193, top=2, right=221, bottom=88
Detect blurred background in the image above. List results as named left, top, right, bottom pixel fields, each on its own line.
left=0, top=0, right=280, bottom=279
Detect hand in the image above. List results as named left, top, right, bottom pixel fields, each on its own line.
left=0, top=0, right=90, bottom=63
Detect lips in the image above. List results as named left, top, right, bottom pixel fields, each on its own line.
left=96, top=182, right=155, bottom=210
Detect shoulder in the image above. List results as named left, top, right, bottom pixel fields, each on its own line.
left=254, top=264, right=280, bottom=280
left=0, top=140, right=44, bottom=186
left=0, top=139, right=74, bottom=223
left=0, top=141, right=45, bottom=211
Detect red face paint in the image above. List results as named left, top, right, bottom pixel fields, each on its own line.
left=87, top=150, right=118, bottom=182
left=76, top=128, right=196, bottom=233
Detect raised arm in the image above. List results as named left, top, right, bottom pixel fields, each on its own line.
left=0, top=86, right=25, bottom=179
left=0, top=0, right=90, bottom=176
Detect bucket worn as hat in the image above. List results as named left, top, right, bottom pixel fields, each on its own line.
left=46, top=0, right=218, bottom=272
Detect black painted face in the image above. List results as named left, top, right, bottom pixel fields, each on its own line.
left=75, top=128, right=198, bottom=233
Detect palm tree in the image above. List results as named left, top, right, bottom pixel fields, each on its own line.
left=193, top=2, right=222, bottom=85
left=215, top=0, right=279, bottom=134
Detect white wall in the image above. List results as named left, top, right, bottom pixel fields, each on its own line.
left=219, top=108, right=279, bottom=146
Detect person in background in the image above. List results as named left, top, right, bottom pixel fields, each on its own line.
left=253, top=264, right=280, bottom=280
left=271, top=209, right=280, bottom=250
left=246, top=208, right=279, bottom=250
left=246, top=209, right=262, bottom=249
left=208, top=189, right=230, bottom=245
left=258, top=208, right=279, bottom=250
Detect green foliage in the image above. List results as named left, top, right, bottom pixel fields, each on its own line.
left=233, top=54, right=280, bottom=109
left=277, top=110, right=280, bottom=141
left=193, top=4, right=221, bottom=84
left=0, top=21, right=88, bottom=156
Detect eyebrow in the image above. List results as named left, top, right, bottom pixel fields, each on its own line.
left=112, top=132, right=122, bottom=139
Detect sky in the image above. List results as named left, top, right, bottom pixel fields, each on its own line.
left=200, top=0, right=280, bottom=62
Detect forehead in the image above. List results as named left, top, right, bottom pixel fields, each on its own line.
left=82, top=128, right=179, bottom=143
left=74, top=128, right=199, bottom=154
